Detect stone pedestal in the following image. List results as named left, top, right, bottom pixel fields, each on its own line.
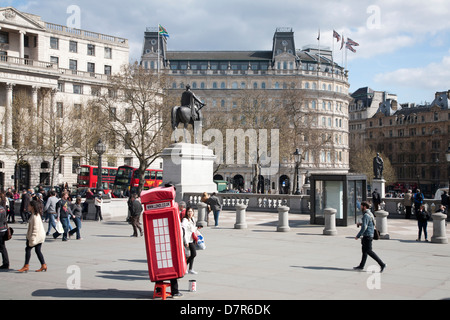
left=161, top=143, right=217, bottom=203
left=431, top=212, right=448, bottom=244
left=234, top=204, right=248, bottom=229
left=277, top=206, right=290, bottom=232
left=196, top=202, right=208, bottom=228
left=375, top=210, right=389, bottom=239
left=323, top=208, right=337, bottom=236
left=372, top=179, right=386, bottom=199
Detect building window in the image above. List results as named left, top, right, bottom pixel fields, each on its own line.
left=69, top=41, right=78, bottom=53
left=69, top=59, right=77, bottom=71
left=87, top=62, right=95, bottom=74
left=0, top=31, right=8, bottom=44
left=50, top=56, right=59, bottom=66
left=73, top=84, right=82, bottom=94
left=87, top=44, right=95, bottom=56
left=104, top=47, right=112, bottom=59
left=104, top=65, right=112, bottom=75
left=50, top=37, right=59, bottom=49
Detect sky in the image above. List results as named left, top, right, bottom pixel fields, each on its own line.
left=5, top=0, right=450, bottom=105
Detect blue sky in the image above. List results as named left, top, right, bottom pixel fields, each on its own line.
left=5, top=0, right=450, bottom=104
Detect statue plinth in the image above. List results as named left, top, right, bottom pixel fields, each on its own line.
left=372, top=179, right=386, bottom=199
left=161, top=143, right=218, bottom=203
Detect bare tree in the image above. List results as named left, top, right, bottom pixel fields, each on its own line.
left=96, top=63, right=170, bottom=194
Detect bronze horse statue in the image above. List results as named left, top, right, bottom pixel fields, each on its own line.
left=171, top=104, right=205, bottom=143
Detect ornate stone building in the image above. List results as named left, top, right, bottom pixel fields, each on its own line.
left=141, top=27, right=351, bottom=193
left=350, top=87, right=450, bottom=197
left=0, top=7, right=134, bottom=190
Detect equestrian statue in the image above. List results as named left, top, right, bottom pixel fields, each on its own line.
left=171, top=84, right=206, bottom=143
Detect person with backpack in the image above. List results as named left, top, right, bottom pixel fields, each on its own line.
left=413, top=189, right=424, bottom=217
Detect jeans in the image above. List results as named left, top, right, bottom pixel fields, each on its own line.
left=69, top=217, right=82, bottom=239
left=418, top=219, right=428, bottom=240
left=25, top=240, right=45, bottom=265
left=186, top=242, right=197, bottom=270
left=47, top=213, right=57, bottom=235
left=359, top=236, right=384, bottom=268
left=54, top=217, right=70, bottom=241
left=213, top=210, right=220, bottom=227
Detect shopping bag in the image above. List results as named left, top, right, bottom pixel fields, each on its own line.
left=55, top=221, right=64, bottom=234
left=196, top=234, right=206, bottom=250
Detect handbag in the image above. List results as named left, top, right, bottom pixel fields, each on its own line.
left=55, top=220, right=64, bottom=234
left=373, top=228, right=380, bottom=240
left=192, top=232, right=198, bottom=243
left=3, top=225, right=13, bottom=241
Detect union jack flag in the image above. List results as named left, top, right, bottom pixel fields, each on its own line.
left=333, top=30, right=341, bottom=42
left=347, top=38, right=359, bottom=46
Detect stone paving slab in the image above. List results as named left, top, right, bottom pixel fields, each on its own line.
left=1, top=210, right=449, bottom=303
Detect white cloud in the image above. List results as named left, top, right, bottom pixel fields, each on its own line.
left=374, top=51, right=450, bottom=90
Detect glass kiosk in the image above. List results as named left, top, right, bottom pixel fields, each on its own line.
left=310, top=174, right=367, bottom=227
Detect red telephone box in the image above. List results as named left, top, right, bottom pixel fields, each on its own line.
left=141, top=186, right=187, bottom=282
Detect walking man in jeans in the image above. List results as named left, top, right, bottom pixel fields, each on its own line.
left=354, top=201, right=386, bottom=273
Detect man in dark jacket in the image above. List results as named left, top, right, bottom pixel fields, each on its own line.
left=20, top=189, right=31, bottom=224
left=129, top=194, right=143, bottom=237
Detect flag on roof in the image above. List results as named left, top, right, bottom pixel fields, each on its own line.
left=159, top=24, right=169, bottom=38
left=346, top=42, right=356, bottom=53
left=347, top=38, right=359, bottom=46
left=333, top=30, right=341, bottom=42
left=340, top=34, right=345, bottom=50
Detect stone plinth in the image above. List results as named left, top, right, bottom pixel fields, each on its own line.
left=161, top=143, right=217, bottom=203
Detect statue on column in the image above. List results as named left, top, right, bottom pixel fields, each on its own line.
left=373, top=153, right=384, bottom=179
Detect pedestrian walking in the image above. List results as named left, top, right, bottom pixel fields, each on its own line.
left=18, top=197, right=47, bottom=273
left=44, top=191, right=59, bottom=236
left=416, top=205, right=429, bottom=242
left=182, top=207, right=202, bottom=274
left=53, top=192, right=72, bottom=241
left=354, top=201, right=386, bottom=272
left=403, top=189, right=413, bottom=219
left=129, top=193, right=143, bottom=237
left=0, top=203, right=10, bottom=270
left=5, top=188, right=15, bottom=223
left=68, top=196, right=83, bottom=240
left=95, top=191, right=103, bottom=221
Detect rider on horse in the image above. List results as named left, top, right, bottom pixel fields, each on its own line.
left=181, top=84, right=205, bottom=120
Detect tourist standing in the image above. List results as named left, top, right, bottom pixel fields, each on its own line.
left=413, top=189, right=424, bottom=216
left=182, top=207, right=201, bottom=274
left=203, top=192, right=222, bottom=227
left=18, top=197, right=47, bottom=272
left=403, top=189, right=413, bottom=219
left=129, top=194, right=143, bottom=237
left=441, top=191, right=449, bottom=213
left=354, top=201, right=386, bottom=272
left=416, top=205, right=429, bottom=242
left=20, top=189, right=31, bottom=224
left=95, top=191, right=103, bottom=221
left=371, top=189, right=381, bottom=212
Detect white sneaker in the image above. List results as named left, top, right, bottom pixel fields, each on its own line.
left=188, top=270, right=198, bottom=274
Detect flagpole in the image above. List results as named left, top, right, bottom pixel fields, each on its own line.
left=157, top=24, right=160, bottom=74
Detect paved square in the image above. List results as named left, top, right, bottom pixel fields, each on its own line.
left=1, top=211, right=449, bottom=300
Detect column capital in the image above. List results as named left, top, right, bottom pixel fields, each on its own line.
left=6, top=83, right=15, bottom=90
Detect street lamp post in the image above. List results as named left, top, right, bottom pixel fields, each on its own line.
left=94, top=139, right=106, bottom=193
left=446, top=142, right=450, bottom=191
left=293, top=148, right=301, bottom=195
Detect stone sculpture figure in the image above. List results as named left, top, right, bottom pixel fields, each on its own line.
left=373, top=153, right=384, bottom=179
left=171, top=85, right=206, bottom=143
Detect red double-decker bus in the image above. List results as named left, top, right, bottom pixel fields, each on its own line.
left=77, top=165, right=118, bottom=192
left=112, top=165, right=163, bottom=197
